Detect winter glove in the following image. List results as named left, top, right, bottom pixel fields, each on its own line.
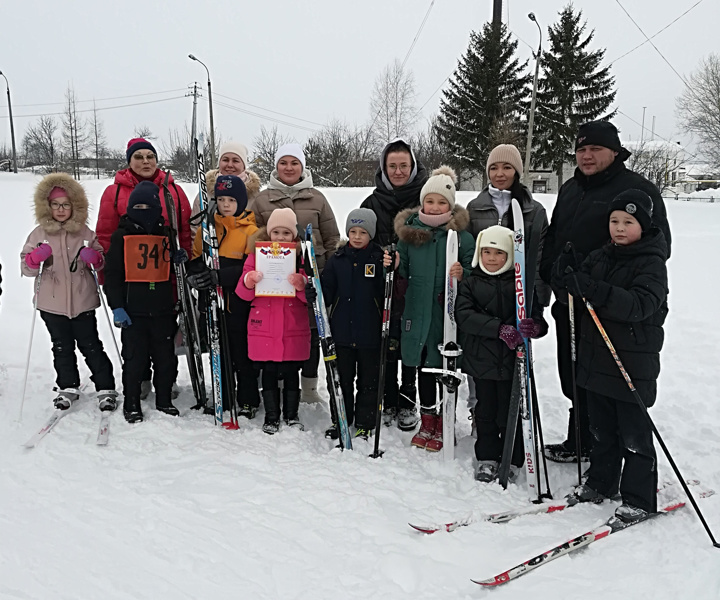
left=187, top=269, right=218, bottom=290
left=288, top=272, right=306, bottom=291
left=112, top=308, right=132, bottom=328
left=79, top=247, right=102, bottom=268
left=518, top=318, right=546, bottom=339
left=563, top=272, right=611, bottom=307
left=244, top=270, right=263, bottom=289
left=499, top=324, right=523, bottom=349
left=551, top=244, right=583, bottom=290
left=305, top=282, right=317, bottom=305
left=172, top=248, right=189, bottom=264
left=25, top=243, right=52, bottom=270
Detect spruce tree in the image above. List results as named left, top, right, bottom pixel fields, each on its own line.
left=437, top=22, right=530, bottom=184
left=533, top=5, right=617, bottom=186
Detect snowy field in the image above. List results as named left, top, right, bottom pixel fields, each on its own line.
left=0, top=172, right=718, bottom=599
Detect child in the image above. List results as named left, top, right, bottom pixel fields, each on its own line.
left=188, top=175, right=259, bottom=418
left=103, top=181, right=179, bottom=423
left=320, top=208, right=392, bottom=440
left=394, top=166, right=475, bottom=452
left=455, top=225, right=547, bottom=482
left=21, top=173, right=117, bottom=410
left=555, top=189, right=668, bottom=523
left=237, top=207, right=311, bottom=434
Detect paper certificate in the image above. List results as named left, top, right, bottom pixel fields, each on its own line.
left=254, top=242, right=297, bottom=298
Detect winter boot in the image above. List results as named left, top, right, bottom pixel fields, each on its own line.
left=262, top=388, right=281, bottom=435
left=425, top=415, right=444, bottom=452
left=566, top=483, right=608, bottom=506
left=283, top=389, right=304, bottom=430
left=140, top=380, right=152, bottom=400
left=354, top=426, right=372, bottom=441
left=53, top=387, right=80, bottom=411
left=238, top=404, right=258, bottom=419
left=325, top=423, right=339, bottom=440
left=411, top=414, right=437, bottom=449
left=156, top=393, right=179, bottom=416
left=544, top=441, right=590, bottom=463
left=382, top=406, right=398, bottom=427
left=474, top=460, right=499, bottom=483
left=614, top=502, right=651, bottom=524
left=97, top=390, right=118, bottom=412
left=397, top=407, right=419, bottom=432
left=123, top=396, right=143, bottom=424
left=300, top=376, right=322, bottom=403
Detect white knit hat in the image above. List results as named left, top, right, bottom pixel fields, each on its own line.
left=275, top=143, right=306, bottom=170
left=218, top=141, right=249, bottom=170
left=420, top=165, right=457, bottom=209
left=486, top=144, right=523, bottom=177
left=472, top=225, right=514, bottom=275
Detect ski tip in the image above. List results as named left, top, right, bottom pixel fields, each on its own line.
left=471, top=575, right=508, bottom=587
left=408, top=523, right=439, bottom=534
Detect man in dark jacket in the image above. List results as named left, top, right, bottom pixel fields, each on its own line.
left=539, top=120, right=672, bottom=463
left=360, top=139, right=428, bottom=431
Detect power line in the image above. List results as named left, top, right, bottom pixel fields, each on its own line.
left=12, top=88, right=188, bottom=108
left=615, top=109, right=702, bottom=162
left=213, top=92, right=325, bottom=128
left=401, top=0, right=436, bottom=70
left=608, top=0, right=705, bottom=67
left=0, top=95, right=185, bottom=119
left=210, top=98, right=318, bottom=133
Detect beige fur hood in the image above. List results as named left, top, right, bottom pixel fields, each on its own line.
left=33, top=172, right=88, bottom=234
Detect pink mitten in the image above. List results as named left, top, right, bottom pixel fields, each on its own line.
left=288, top=272, right=306, bottom=291
left=245, top=270, right=263, bottom=288
left=25, top=243, right=52, bottom=270
left=79, top=247, right=102, bottom=268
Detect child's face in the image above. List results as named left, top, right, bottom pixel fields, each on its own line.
left=481, top=247, right=508, bottom=272
left=488, top=162, right=516, bottom=191
left=609, top=210, right=642, bottom=245
left=50, top=198, right=73, bottom=223
left=217, top=196, right=237, bottom=217
left=270, top=226, right=295, bottom=242
left=423, top=193, right=451, bottom=215
left=348, top=227, right=370, bottom=249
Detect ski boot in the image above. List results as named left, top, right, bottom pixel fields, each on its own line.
left=411, top=414, right=436, bottom=449
left=53, top=387, right=80, bottom=411
left=97, top=390, right=118, bottom=412
left=614, top=502, right=650, bottom=524
left=238, top=404, right=258, bottom=419
left=354, top=427, right=372, bottom=441
left=566, top=484, right=608, bottom=506
left=544, top=441, right=590, bottom=463
left=474, top=460, right=499, bottom=483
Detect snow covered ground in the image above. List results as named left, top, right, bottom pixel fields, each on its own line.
left=0, top=172, right=718, bottom=599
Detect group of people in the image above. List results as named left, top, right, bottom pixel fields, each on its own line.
left=20, top=118, right=672, bottom=524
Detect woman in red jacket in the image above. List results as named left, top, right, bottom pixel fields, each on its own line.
left=95, top=138, right=192, bottom=253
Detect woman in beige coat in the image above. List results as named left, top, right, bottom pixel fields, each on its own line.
left=249, top=143, right=340, bottom=402
left=21, top=173, right=117, bottom=411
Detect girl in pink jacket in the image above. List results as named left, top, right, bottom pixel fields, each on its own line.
left=21, top=173, right=117, bottom=412
left=237, top=208, right=311, bottom=434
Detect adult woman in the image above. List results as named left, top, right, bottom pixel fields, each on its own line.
left=95, top=138, right=192, bottom=254
left=249, top=143, right=340, bottom=403
left=189, top=141, right=262, bottom=239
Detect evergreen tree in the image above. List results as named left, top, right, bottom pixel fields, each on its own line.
left=437, top=22, right=530, bottom=185
left=533, top=5, right=616, bottom=186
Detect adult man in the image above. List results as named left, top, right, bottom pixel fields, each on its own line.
left=539, top=120, right=672, bottom=462
left=360, top=139, right=428, bottom=431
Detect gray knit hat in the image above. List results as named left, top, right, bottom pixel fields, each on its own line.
left=346, top=208, right=377, bottom=239
left=486, top=144, right=523, bottom=177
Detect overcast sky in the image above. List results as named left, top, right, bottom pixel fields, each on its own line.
left=1, top=0, right=717, bottom=159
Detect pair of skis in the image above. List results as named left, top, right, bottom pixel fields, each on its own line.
left=24, top=404, right=112, bottom=448
left=301, top=224, right=352, bottom=451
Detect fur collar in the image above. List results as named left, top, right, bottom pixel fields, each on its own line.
left=33, top=172, right=88, bottom=234
left=208, top=168, right=261, bottom=200
left=394, top=205, right=470, bottom=247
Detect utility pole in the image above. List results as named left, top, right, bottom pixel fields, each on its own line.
left=186, top=82, right=200, bottom=179
left=641, top=106, right=647, bottom=143
left=523, top=13, right=542, bottom=186
left=492, top=0, right=503, bottom=28
left=188, top=54, right=216, bottom=167
left=0, top=71, right=18, bottom=173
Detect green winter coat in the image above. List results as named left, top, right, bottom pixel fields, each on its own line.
left=395, top=206, right=474, bottom=368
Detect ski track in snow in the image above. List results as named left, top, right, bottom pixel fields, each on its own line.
left=1, top=173, right=719, bottom=599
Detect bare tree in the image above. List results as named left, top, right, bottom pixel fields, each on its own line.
left=90, top=101, right=108, bottom=178
left=626, top=140, right=687, bottom=193
left=23, top=116, right=60, bottom=173
left=161, top=123, right=219, bottom=182
left=61, top=85, right=89, bottom=178
left=676, top=53, right=720, bottom=171
left=134, top=125, right=154, bottom=139
left=251, top=125, right=294, bottom=182
left=368, top=59, right=418, bottom=147
left=410, top=116, right=454, bottom=174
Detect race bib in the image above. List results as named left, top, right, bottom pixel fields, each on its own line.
left=124, top=235, right=170, bottom=283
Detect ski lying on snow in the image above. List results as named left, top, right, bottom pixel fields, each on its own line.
left=23, top=410, right=71, bottom=448
left=96, top=413, right=111, bottom=446
left=471, top=498, right=699, bottom=587
left=408, top=479, right=705, bottom=534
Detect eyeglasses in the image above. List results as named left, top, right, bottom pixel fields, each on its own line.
left=132, top=153, right=157, bottom=162
left=388, top=164, right=411, bottom=173
left=50, top=202, right=72, bottom=210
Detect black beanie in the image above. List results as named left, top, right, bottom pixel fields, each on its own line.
left=575, top=121, right=623, bottom=153
left=214, top=175, right=248, bottom=216
left=127, top=181, right=162, bottom=232
left=126, top=137, right=158, bottom=164
left=608, top=189, right=653, bottom=232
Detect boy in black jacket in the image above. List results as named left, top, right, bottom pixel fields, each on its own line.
left=555, top=189, right=669, bottom=523
left=320, top=208, right=392, bottom=440
left=104, top=181, right=181, bottom=423
left=456, top=225, right=547, bottom=483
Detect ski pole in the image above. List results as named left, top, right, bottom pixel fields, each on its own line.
left=580, top=292, right=720, bottom=548
left=568, top=293, right=583, bottom=486
left=84, top=241, right=122, bottom=364
left=19, top=256, right=45, bottom=422
left=371, top=245, right=396, bottom=459
left=528, top=350, right=553, bottom=500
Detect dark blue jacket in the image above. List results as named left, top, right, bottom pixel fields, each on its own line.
left=321, top=242, right=385, bottom=349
